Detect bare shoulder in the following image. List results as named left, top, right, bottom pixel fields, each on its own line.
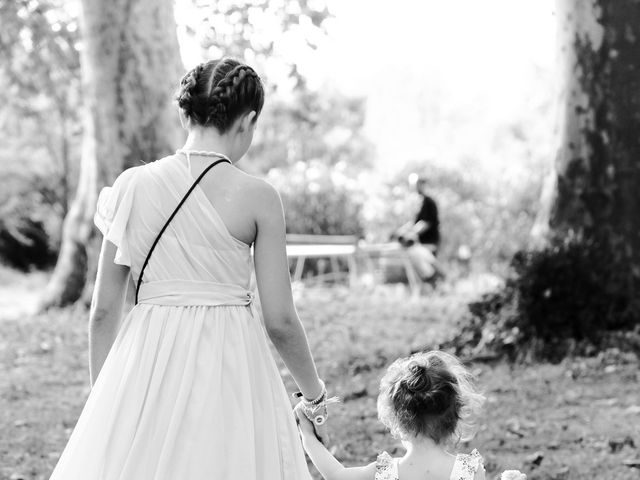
left=236, top=173, right=282, bottom=214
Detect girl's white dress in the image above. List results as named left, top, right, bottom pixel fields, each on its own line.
left=49, top=155, right=312, bottom=480
left=375, top=449, right=484, bottom=480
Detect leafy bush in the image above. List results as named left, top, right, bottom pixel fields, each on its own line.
left=451, top=233, right=640, bottom=361
left=0, top=216, right=55, bottom=271
left=267, top=160, right=365, bottom=236
left=0, top=172, right=63, bottom=271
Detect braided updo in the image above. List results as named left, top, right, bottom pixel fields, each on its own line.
left=377, top=351, right=485, bottom=444
left=175, top=58, right=264, bottom=133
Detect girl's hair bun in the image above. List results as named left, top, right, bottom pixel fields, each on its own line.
left=404, top=363, right=431, bottom=393
left=377, top=351, right=485, bottom=445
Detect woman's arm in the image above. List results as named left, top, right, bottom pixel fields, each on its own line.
left=252, top=182, right=323, bottom=400
left=295, top=407, right=376, bottom=480
left=89, top=238, right=130, bottom=385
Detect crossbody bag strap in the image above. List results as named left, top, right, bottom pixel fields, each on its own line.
left=134, top=157, right=231, bottom=304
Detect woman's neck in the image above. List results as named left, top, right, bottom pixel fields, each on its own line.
left=182, top=128, right=233, bottom=159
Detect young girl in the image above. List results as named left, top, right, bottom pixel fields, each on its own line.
left=295, top=350, right=487, bottom=480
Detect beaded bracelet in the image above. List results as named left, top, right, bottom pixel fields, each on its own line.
left=299, top=401, right=327, bottom=426
left=293, top=380, right=339, bottom=426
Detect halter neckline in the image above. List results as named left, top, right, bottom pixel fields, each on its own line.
left=176, top=149, right=231, bottom=161
left=175, top=149, right=231, bottom=174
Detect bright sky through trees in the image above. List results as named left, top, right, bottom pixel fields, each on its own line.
left=178, top=0, right=556, bottom=175
left=311, top=0, right=557, bottom=174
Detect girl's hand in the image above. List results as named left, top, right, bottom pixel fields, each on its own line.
left=294, top=403, right=316, bottom=438
left=294, top=404, right=331, bottom=444
left=313, top=421, right=330, bottom=445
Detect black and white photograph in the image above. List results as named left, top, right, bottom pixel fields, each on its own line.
left=1, top=0, right=639, bottom=479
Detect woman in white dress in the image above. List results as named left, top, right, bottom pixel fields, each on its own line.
left=49, top=58, right=329, bottom=479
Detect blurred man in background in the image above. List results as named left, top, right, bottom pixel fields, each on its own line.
left=393, top=174, right=441, bottom=282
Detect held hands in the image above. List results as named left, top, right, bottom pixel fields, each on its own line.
left=294, top=403, right=324, bottom=442
left=293, top=380, right=339, bottom=445
left=294, top=399, right=333, bottom=445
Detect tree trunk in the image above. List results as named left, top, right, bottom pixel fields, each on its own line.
left=534, top=0, right=640, bottom=275
left=39, top=0, right=182, bottom=310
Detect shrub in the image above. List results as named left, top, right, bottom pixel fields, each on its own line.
left=0, top=172, right=62, bottom=271
left=452, top=233, right=640, bottom=361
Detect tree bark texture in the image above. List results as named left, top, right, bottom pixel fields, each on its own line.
left=536, top=0, right=640, bottom=274
left=39, top=0, right=182, bottom=309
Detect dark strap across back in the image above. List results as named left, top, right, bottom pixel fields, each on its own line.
left=134, top=157, right=231, bottom=304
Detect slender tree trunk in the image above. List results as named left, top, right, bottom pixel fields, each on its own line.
left=534, top=0, right=640, bottom=274
left=39, top=0, right=182, bottom=309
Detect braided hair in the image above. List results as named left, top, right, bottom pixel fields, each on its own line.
left=175, top=58, right=264, bottom=133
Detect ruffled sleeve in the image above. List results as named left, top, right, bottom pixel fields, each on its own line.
left=94, top=167, right=140, bottom=268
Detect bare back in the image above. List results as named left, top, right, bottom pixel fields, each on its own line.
left=178, top=154, right=263, bottom=247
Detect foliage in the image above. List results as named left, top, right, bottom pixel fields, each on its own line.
left=0, top=0, right=81, bottom=214
left=189, top=0, right=331, bottom=90
left=0, top=0, right=81, bottom=269
left=248, top=88, right=373, bottom=174
left=0, top=172, right=62, bottom=270
left=189, top=1, right=373, bottom=177
left=454, top=233, right=640, bottom=362
left=267, top=160, right=365, bottom=236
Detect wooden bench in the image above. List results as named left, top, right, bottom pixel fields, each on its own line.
left=285, top=234, right=359, bottom=285
left=285, top=235, right=421, bottom=295
left=357, top=242, right=421, bottom=296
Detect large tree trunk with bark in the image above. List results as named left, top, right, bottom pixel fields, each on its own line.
left=39, top=0, right=182, bottom=309
left=533, top=0, right=640, bottom=284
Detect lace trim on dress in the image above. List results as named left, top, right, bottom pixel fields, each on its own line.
left=450, top=449, right=483, bottom=480
left=375, top=451, right=399, bottom=480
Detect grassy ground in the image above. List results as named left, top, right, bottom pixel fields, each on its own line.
left=1, top=273, right=639, bottom=480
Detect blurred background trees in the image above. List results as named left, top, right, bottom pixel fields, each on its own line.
left=0, top=0, right=80, bottom=271
left=38, top=0, right=182, bottom=308
left=0, top=0, right=555, bottom=300
left=1, top=0, right=638, bottom=355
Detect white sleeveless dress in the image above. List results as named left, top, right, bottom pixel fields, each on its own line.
left=49, top=155, right=312, bottom=480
